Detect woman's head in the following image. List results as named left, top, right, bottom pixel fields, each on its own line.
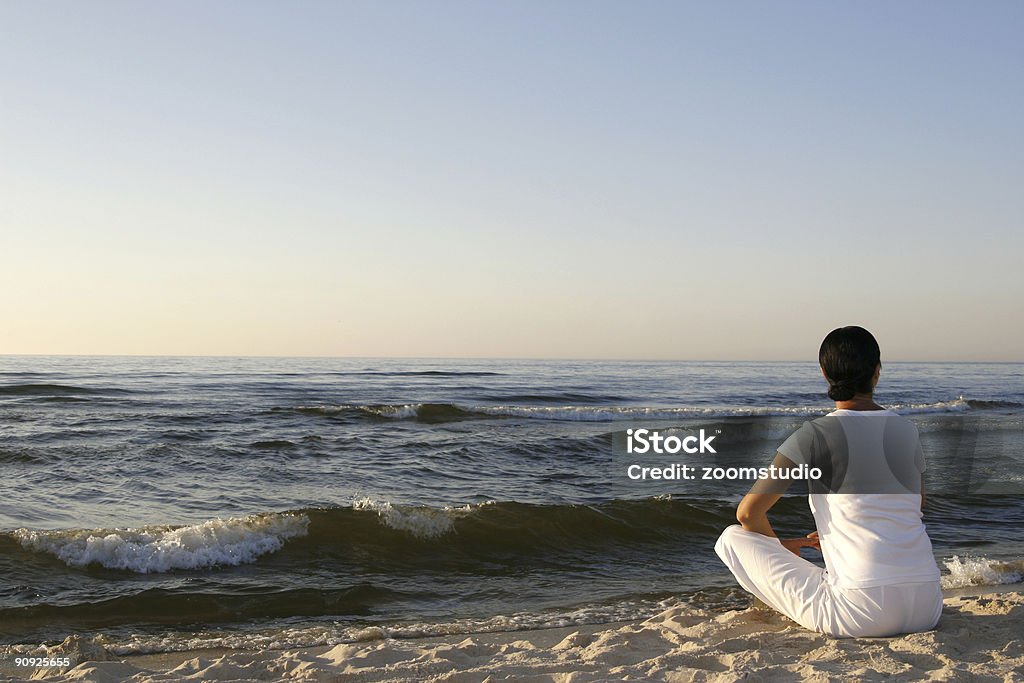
left=818, top=326, right=881, bottom=401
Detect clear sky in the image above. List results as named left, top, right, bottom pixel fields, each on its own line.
left=2, top=1, right=1021, bottom=361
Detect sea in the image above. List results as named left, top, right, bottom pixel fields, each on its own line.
left=1, top=356, right=1022, bottom=657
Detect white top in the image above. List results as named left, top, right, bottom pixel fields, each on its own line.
left=777, top=408, right=942, bottom=589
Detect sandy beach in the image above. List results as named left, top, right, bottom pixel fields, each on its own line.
left=3, top=587, right=1020, bottom=682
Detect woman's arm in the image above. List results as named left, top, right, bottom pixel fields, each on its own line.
left=736, top=452, right=798, bottom=537
left=736, top=452, right=821, bottom=556
left=736, top=491, right=783, bottom=536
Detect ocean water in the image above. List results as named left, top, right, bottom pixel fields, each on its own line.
left=1, top=356, right=1022, bottom=655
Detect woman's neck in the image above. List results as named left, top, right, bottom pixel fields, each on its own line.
left=834, top=393, right=884, bottom=411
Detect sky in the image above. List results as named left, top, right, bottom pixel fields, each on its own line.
left=1, top=1, right=1021, bottom=361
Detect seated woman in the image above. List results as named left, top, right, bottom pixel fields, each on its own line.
left=715, top=326, right=942, bottom=638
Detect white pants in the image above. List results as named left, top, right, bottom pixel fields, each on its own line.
left=715, top=525, right=942, bottom=638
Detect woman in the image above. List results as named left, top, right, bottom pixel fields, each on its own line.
left=715, top=326, right=942, bottom=637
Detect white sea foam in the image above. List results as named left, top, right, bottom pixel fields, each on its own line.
left=941, top=555, right=1024, bottom=589
left=14, top=513, right=309, bottom=573
left=482, top=399, right=972, bottom=420
left=474, top=405, right=823, bottom=420
left=890, top=398, right=971, bottom=415
left=301, top=399, right=975, bottom=422
left=362, top=404, right=421, bottom=418
left=352, top=498, right=491, bottom=539
left=300, top=404, right=349, bottom=413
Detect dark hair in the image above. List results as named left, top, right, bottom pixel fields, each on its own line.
left=818, top=326, right=881, bottom=401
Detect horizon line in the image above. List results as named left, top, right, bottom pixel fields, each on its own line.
left=1, top=353, right=1020, bottom=364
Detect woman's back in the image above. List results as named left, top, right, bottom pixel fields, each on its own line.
left=778, top=409, right=941, bottom=589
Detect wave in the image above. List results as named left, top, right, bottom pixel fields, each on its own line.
left=5, top=498, right=750, bottom=574
left=965, top=399, right=1023, bottom=409
left=250, top=439, right=296, bottom=449
left=286, top=399, right=981, bottom=423
left=351, top=498, right=480, bottom=538
left=892, top=397, right=1022, bottom=413
left=10, top=502, right=1021, bottom=593
left=888, top=398, right=971, bottom=414
left=0, top=448, right=49, bottom=464
left=0, top=383, right=132, bottom=397
left=341, top=370, right=502, bottom=377
left=474, top=392, right=626, bottom=404
left=289, top=402, right=830, bottom=423
left=941, top=555, right=1024, bottom=589
left=11, top=513, right=308, bottom=573
left=287, top=403, right=479, bottom=423
left=0, top=383, right=100, bottom=396
left=298, top=498, right=741, bottom=550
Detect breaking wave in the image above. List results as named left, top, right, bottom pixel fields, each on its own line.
left=941, top=555, right=1024, bottom=589
left=12, top=513, right=309, bottom=573
left=287, top=398, right=979, bottom=423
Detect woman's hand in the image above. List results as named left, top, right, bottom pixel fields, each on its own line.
left=780, top=531, right=820, bottom=556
